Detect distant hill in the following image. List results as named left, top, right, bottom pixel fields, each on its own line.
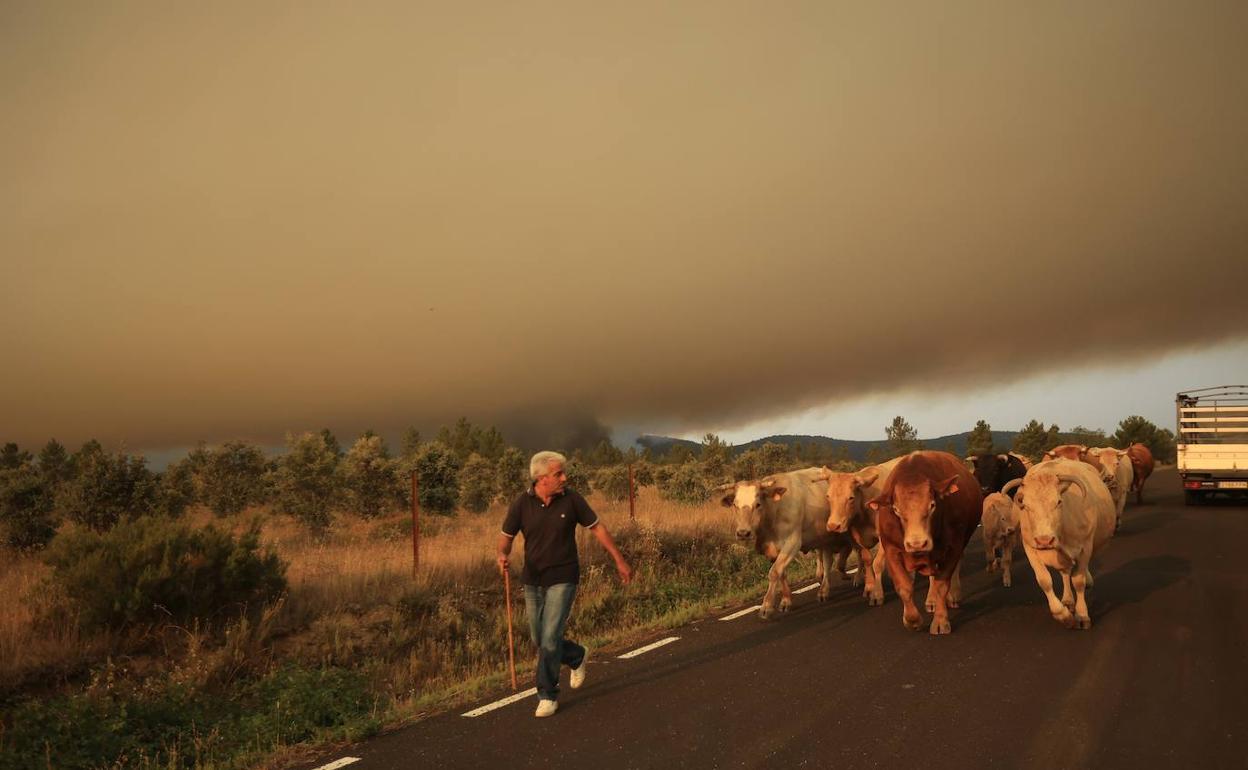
left=636, top=431, right=1020, bottom=462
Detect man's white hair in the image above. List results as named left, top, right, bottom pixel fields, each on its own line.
left=530, top=451, right=567, bottom=480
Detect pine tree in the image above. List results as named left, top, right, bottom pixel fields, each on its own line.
left=340, top=434, right=402, bottom=519
left=966, top=420, right=994, bottom=456
left=1012, top=420, right=1050, bottom=462
left=886, top=416, right=922, bottom=454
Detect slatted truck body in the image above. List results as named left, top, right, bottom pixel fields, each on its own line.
left=1177, top=385, right=1248, bottom=504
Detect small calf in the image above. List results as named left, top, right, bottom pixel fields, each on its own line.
left=981, top=492, right=1019, bottom=587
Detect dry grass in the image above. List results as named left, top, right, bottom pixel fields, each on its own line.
left=0, top=487, right=739, bottom=705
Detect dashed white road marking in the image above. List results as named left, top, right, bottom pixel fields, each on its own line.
left=717, top=570, right=862, bottom=621
left=617, top=636, right=680, bottom=659
left=311, top=758, right=362, bottom=770
left=461, top=687, right=538, bottom=717
left=719, top=605, right=762, bottom=620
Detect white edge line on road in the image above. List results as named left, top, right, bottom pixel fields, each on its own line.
left=718, top=569, right=861, bottom=621
left=617, top=636, right=680, bottom=659
left=793, top=582, right=820, bottom=594
left=719, top=605, right=761, bottom=621
left=461, top=687, right=538, bottom=717
left=311, top=758, right=362, bottom=770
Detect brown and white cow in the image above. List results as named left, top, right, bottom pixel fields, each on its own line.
left=814, top=456, right=904, bottom=606
left=1043, top=444, right=1104, bottom=474
left=981, top=492, right=1020, bottom=587
left=719, top=467, right=854, bottom=619
left=1126, top=443, right=1155, bottom=504
left=1002, top=458, right=1115, bottom=629
left=1086, top=447, right=1134, bottom=532
left=867, top=451, right=983, bottom=635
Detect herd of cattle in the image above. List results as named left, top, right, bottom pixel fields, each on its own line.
left=715, top=444, right=1155, bottom=634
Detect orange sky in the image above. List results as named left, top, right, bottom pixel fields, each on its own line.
left=3, top=1, right=1247, bottom=450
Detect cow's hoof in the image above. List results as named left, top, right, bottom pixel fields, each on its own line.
left=817, top=590, right=830, bottom=603
left=903, top=612, right=923, bottom=631
left=1054, top=609, right=1075, bottom=629
left=1003, top=577, right=1012, bottom=588
left=924, top=600, right=936, bottom=613
left=779, top=599, right=791, bottom=613
left=1075, top=616, right=1092, bottom=630
left=929, top=619, right=951, bottom=635
left=947, top=598, right=960, bottom=609
left=758, top=607, right=774, bottom=620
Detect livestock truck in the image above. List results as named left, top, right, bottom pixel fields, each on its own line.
left=1177, top=385, right=1248, bottom=504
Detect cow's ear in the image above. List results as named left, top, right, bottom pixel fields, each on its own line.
left=997, top=454, right=1009, bottom=463
left=854, top=468, right=880, bottom=488
left=769, top=487, right=787, bottom=501
left=936, top=475, right=961, bottom=498
left=867, top=496, right=887, bottom=512
left=720, top=493, right=736, bottom=508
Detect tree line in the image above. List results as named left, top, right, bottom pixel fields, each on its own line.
left=0, top=414, right=1177, bottom=551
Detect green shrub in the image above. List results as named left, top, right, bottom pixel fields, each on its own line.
left=457, top=453, right=497, bottom=513
left=55, top=441, right=158, bottom=531
left=201, top=441, right=269, bottom=515
left=0, top=464, right=57, bottom=550
left=42, top=516, right=287, bottom=632
left=340, top=434, right=402, bottom=518
left=272, top=432, right=340, bottom=529
left=400, top=442, right=460, bottom=515
left=658, top=461, right=711, bottom=505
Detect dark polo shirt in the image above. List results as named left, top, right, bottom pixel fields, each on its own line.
left=501, top=486, right=599, bottom=586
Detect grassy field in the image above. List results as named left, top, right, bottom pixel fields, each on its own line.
left=0, top=488, right=815, bottom=770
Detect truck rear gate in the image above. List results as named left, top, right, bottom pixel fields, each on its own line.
left=1177, top=385, right=1248, bottom=504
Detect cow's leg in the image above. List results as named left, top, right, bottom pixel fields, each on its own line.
left=852, top=527, right=883, bottom=606
left=1001, top=536, right=1015, bottom=588
left=761, top=536, right=801, bottom=619
left=925, top=576, right=937, bottom=613
left=947, top=559, right=963, bottom=608
left=1072, top=552, right=1093, bottom=630
left=884, top=547, right=922, bottom=631
left=1060, top=571, right=1075, bottom=610
left=928, top=576, right=952, bottom=635
left=818, top=546, right=835, bottom=602
left=1023, top=548, right=1075, bottom=628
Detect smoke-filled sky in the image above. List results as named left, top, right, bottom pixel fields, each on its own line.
left=3, top=1, right=1247, bottom=454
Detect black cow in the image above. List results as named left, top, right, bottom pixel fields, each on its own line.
left=966, top=453, right=1028, bottom=498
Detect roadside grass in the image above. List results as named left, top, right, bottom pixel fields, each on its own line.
left=0, top=488, right=818, bottom=770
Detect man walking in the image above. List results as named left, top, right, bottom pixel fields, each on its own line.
left=497, top=451, right=632, bottom=717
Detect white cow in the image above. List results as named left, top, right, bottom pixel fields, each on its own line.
left=1002, top=459, right=1116, bottom=629
left=981, top=492, right=1020, bottom=587
left=1087, top=447, right=1135, bottom=532
left=719, top=467, right=854, bottom=619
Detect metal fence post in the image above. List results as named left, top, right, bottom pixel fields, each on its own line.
left=411, top=470, right=420, bottom=577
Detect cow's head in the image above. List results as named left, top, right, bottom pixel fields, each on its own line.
left=869, top=475, right=960, bottom=554
left=968, top=453, right=1012, bottom=495
left=719, top=480, right=786, bottom=541
left=1004, top=471, right=1089, bottom=550
left=1091, top=448, right=1129, bottom=489
left=819, top=466, right=879, bottom=533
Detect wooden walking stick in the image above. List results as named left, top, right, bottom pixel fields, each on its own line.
left=502, top=564, right=518, bottom=691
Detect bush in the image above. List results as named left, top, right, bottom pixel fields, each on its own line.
left=271, top=432, right=340, bottom=529
left=658, top=461, right=711, bottom=505
left=401, top=442, right=460, bottom=515
left=0, top=464, right=57, bottom=550
left=340, top=434, right=402, bottom=518
left=494, top=446, right=528, bottom=504
left=457, top=453, right=497, bottom=513
left=42, top=516, right=287, bottom=632
left=593, top=464, right=634, bottom=502
left=55, top=442, right=158, bottom=531
left=201, top=441, right=269, bottom=515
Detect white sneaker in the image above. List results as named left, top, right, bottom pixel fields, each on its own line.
left=534, top=699, right=558, bottom=718
left=570, top=649, right=589, bottom=689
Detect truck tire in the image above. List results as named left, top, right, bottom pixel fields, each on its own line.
left=1184, top=490, right=1204, bottom=506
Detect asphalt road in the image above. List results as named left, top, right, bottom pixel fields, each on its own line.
left=299, top=468, right=1248, bottom=770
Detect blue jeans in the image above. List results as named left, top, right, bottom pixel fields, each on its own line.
left=524, top=582, right=585, bottom=701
